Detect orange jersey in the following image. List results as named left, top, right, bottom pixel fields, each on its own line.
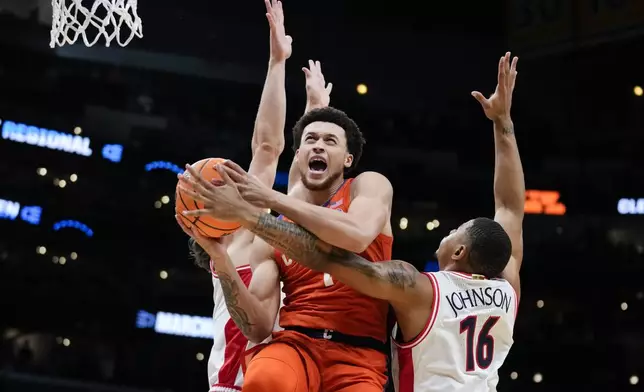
left=274, top=179, right=393, bottom=342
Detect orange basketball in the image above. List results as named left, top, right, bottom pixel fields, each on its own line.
left=175, top=158, right=241, bottom=238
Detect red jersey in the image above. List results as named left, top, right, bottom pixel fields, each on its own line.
left=274, top=179, right=393, bottom=342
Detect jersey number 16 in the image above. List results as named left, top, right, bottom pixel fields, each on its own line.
left=459, top=315, right=500, bottom=372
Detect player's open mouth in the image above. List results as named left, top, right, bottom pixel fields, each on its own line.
left=308, top=157, right=328, bottom=173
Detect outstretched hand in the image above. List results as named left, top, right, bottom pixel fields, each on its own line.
left=472, top=52, right=518, bottom=122
left=266, top=0, right=292, bottom=62
left=303, top=60, right=333, bottom=109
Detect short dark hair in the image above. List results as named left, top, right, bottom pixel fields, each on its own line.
left=189, top=238, right=211, bottom=273
left=292, top=107, right=365, bottom=173
left=465, top=217, right=512, bottom=278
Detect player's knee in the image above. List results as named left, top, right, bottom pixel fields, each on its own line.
left=243, top=357, right=300, bottom=392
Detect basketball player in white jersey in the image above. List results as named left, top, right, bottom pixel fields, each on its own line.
left=184, top=52, right=523, bottom=392
left=175, top=2, right=333, bottom=391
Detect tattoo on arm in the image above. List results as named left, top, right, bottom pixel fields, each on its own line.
left=381, top=261, right=419, bottom=290
left=253, top=213, right=326, bottom=268
left=218, top=272, right=255, bottom=337
left=502, top=124, right=514, bottom=135
left=251, top=213, right=419, bottom=290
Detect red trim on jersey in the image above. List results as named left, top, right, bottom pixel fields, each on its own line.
left=215, top=317, right=248, bottom=388
left=211, top=264, right=251, bottom=279
left=397, top=346, right=415, bottom=392
left=393, top=272, right=440, bottom=349
left=210, top=384, right=242, bottom=392
left=448, top=271, right=488, bottom=280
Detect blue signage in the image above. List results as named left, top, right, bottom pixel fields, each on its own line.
left=1, top=119, right=92, bottom=157
left=145, top=161, right=183, bottom=175
left=618, top=198, right=644, bottom=215
left=53, top=220, right=94, bottom=237
left=102, top=144, right=123, bottom=163
left=136, top=310, right=213, bottom=340
left=0, top=199, right=42, bottom=225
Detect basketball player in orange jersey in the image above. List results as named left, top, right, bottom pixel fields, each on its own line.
left=186, top=52, right=524, bottom=392
left=180, top=107, right=394, bottom=391
left=174, top=1, right=328, bottom=391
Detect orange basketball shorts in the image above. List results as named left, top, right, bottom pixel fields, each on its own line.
left=242, top=329, right=387, bottom=392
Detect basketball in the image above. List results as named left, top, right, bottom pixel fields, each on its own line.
left=175, top=158, right=241, bottom=238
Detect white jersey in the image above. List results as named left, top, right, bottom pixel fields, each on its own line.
left=391, top=271, right=518, bottom=392
left=208, top=263, right=284, bottom=392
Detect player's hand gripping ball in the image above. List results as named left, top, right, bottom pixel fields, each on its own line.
left=175, top=158, right=241, bottom=238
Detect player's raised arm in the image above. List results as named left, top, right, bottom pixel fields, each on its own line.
left=289, top=60, right=333, bottom=191
left=249, top=0, right=291, bottom=187
left=472, top=52, right=525, bottom=297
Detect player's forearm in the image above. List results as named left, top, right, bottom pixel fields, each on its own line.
left=268, top=191, right=371, bottom=253
left=238, top=210, right=420, bottom=300
left=251, top=60, right=287, bottom=155
left=236, top=208, right=347, bottom=272
left=304, top=100, right=326, bottom=114
left=212, top=253, right=274, bottom=342
left=493, top=118, right=525, bottom=215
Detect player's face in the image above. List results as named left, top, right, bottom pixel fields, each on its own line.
left=436, top=220, right=472, bottom=270
left=296, top=122, right=353, bottom=191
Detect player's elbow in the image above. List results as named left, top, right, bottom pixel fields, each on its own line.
left=246, top=325, right=273, bottom=344
left=345, top=219, right=386, bottom=253
left=342, top=233, right=374, bottom=254
left=252, top=131, right=285, bottom=157
left=495, top=200, right=525, bottom=218
left=244, top=302, right=277, bottom=343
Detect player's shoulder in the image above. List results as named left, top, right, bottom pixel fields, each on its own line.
left=351, top=171, right=393, bottom=196
left=354, top=171, right=391, bottom=184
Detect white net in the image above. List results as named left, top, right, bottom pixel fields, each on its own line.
left=50, top=0, right=143, bottom=48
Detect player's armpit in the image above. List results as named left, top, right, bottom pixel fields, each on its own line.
left=247, top=238, right=281, bottom=341
left=218, top=239, right=280, bottom=343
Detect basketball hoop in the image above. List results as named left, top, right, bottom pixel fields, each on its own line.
left=50, top=0, right=143, bottom=48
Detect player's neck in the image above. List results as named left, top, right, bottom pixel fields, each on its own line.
left=304, top=176, right=346, bottom=206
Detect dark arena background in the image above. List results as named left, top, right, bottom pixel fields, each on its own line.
left=1, top=0, right=643, bottom=391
